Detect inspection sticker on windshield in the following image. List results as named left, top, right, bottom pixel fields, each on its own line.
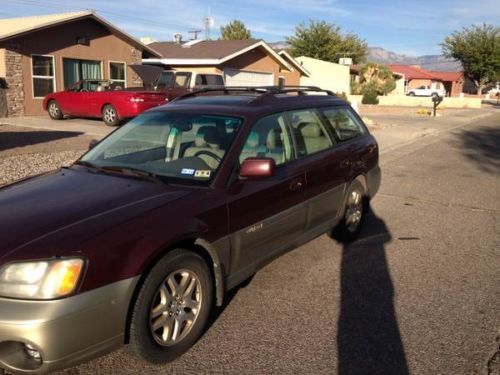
left=180, top=168, right=195, bottom=175
left=194, top=170, right=211, bottom=178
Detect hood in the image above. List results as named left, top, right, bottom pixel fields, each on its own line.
left=0, top=167, right=191, bottom=260
left=129, top=64, right=164, bottom=88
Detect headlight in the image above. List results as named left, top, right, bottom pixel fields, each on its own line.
left=0, top=258, right=84, bottom=299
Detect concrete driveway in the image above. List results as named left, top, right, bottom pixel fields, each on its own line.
left=0, top=108, right=498, bottom=374
left=1, top=115, right=114, bottom=138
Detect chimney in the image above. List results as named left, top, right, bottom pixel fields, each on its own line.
left=173, top=33, right=183, bottom=44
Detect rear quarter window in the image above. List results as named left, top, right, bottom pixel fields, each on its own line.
left=320, top=107, right=366, bottom=142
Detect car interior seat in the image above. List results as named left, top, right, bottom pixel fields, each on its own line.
left=300, top=123, right=331, bottom=154
left=266, top=129, right=285, bottom=164
left=239, top=132, right=267, bottom=163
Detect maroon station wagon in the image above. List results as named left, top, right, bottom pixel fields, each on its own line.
left=0, top=87, right=380, bottom=373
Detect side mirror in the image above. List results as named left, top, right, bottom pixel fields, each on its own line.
left=240, top=158, right=276, bottom=179
left=88, top=139, right=99, bottom=150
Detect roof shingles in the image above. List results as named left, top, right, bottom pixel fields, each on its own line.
left=149, top=39, right=259, bottom=59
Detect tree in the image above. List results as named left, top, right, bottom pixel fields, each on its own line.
left=353, top=62, right=396, bottom=95
left=441, top=24, right=500, bottom=94
left=286, top=20, right=368, bottom=64
left=220, top=20, right=252, bottom=40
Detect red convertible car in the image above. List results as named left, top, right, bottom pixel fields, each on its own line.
left=43, top=80, right=167, bottom=126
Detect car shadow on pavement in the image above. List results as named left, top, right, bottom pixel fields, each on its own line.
left=206, top=275, right=254, bottom=332
left=336, top=210, right=409, bottom=375
left=458, top=125, right=500, bottom=174
left=0, top=130, right=83, bottom=152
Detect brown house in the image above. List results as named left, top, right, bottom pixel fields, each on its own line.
left=143, top=39, right=309, bottom=86
left=0, top=11, right=160, bottom=117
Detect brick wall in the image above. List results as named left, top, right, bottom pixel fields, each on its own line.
left=4, top=42, right=24, bottom=117
left=130, top=47, right=143, bottom=87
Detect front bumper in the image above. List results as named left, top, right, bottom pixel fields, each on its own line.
left=0, top=277, right=139, bottom=373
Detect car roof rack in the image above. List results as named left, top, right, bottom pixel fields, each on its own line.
left=170, top=85, right=337, bottom=103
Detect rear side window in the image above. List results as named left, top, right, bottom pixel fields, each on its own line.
left=320, top=107, right=366, bottom=142
left=239, top=113, right=294, bottom=166
left=195, top=74, right=224, bottom=86
left=287, top=109, right=333, bottom=157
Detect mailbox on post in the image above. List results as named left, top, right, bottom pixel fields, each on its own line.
left=432, top=95, right=443, bottom=117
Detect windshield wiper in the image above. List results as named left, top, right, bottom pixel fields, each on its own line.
left=99, top=166, right=166, bottom=184
left=74, top=160, right=101, bottom=170
left=74, top=161, right=166, bottom=184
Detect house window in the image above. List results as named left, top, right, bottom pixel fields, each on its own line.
left=63, top=58, right=102, bottom=88
left=32, top=55, right=55, bottom=98
left=109, top=61, right=126, bottom=88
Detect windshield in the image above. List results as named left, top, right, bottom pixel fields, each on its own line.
left=80, top=111, right=243, bottom=184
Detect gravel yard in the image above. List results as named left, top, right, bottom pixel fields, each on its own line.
left=0, top=124, right=94, bottom=185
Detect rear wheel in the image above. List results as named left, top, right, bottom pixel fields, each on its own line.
left=408, top=92, right=415, bottom=96
left=128, top=249, right=213, bottom=364
left=47, top=100, right=63, bottom=120
left=102, top=104, right=120, bottom=126
left=332, top=180, right=366, bottom=242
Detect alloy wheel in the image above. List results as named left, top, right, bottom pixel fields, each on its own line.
left=49, top=103, right=59, bottom=117
left=150, top=269, right=202, bottom=346
left=345, top=189, right=363, bottom=232
left=104, top=108, right=116, bottom=123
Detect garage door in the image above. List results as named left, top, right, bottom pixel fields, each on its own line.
left=224, top=69, right=274, bottom=87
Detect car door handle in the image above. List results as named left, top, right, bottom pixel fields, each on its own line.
left=290, top=180, right=304, bottom=192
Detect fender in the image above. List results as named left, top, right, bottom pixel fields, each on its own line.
left=194, top=237, right=228, bottom=306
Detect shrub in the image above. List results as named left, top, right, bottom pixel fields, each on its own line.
left=361, top=87, right=379, bottom=104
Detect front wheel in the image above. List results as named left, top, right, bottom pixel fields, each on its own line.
left=128, top=249, right=213, bottom=364
left=47, top=100, right=63, bottom=120
left=102, top=104, right=121, bottom=126
left=332, top=181, right=367, bottom=242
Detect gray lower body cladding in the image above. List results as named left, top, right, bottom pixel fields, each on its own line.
left=0, top=276, right=139, bottom=373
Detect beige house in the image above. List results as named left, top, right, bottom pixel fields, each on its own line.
left=143, top=39, right=309, bottom=87
left=295, top=56, right=350, bottom=94
left=0, top=11, right=160, bottom=117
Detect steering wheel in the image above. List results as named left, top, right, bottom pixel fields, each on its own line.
left=193, top=150, right=222, bottom=164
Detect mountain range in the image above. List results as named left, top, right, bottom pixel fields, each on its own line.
left=269, top=43, right=461, bottom=71
left=367, top=47, right=461, bottom=71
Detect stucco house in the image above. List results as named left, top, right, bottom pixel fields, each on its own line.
left=0, top=11, right=160, bottom=117
left=294, top=56, right=350, bottom=95
left=143, top=39, right=308, bottom=87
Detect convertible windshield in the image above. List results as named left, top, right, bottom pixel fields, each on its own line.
left=80, top=111, right=243, bottom=184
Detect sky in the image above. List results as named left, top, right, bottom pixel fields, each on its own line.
left=1, top=0, right=498, bottom=56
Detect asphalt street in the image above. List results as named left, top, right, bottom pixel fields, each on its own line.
left=1, top=109, right=499, bottom=374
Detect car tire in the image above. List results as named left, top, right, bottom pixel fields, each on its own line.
left=128, top=249, right=213, bottom=364
left=331, top=180, right=367, bottom=243
left=408, top=92, right=415, bottom=96
left=102, top=104, right=121, bottom=126
left=47, top=100, right=63, bottom=120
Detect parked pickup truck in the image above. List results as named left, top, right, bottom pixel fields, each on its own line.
left=43, top=80, right=167, bottom=126
left=407, top=85, right=446, bottom=98
left=130, top=65, right=225, bottom=101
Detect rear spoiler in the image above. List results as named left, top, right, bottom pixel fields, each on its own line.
left=129, top=64, right=164, bottom=89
